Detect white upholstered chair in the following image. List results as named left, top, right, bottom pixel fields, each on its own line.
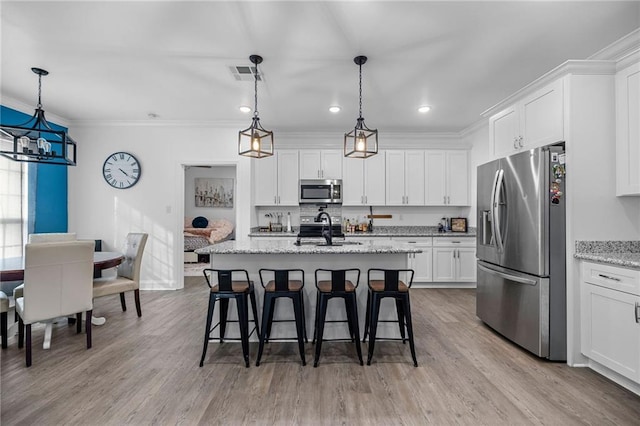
left=16, top=240, right=95, bottom=367
left=0, top=291, right=8, bottom=349
left=93, top=233, right=148, bottom=317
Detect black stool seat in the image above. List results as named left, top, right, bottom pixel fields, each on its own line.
left=363, top=268, right=417, bottom=367
left=313, top=269, right=363, bottom=368
left=256, top=269, right=307, bottom=366
left=199, top=269, right=260, bottom=368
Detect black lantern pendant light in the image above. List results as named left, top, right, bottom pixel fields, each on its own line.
left=344, top=55, right=378, bottom=159
left=238, top=55, right=274, bottom=158
left=0, top=67, right=77, bottom=166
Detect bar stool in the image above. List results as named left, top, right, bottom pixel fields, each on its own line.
left=363, top=268, right=418, bottom=367
left=199, top=269, right=260, bottom=368
left=255, top=269, right=307, bottom=366
left=313, top=268, right=363, bottom=367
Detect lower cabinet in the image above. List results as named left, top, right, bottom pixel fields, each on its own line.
left=432, top=237, right=477, bottom=282
left=394, top=238, right=433, bottom=283
left=581, top=262, right=640, bottom=383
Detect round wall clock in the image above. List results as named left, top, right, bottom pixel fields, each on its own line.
left=102, top=152, right=141, bottom=189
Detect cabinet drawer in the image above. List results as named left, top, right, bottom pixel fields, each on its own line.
left=393, top=237, right=433, bottom=245
left=433, top=236, right=475, bottom=247
left=581, top=262, right=640, bottom=296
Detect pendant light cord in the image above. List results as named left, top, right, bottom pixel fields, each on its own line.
left=358, top=62, right=363, bottom=119
left=37, top=73, right=42, bottom=109
left=254, top=65, right=259, bottom=118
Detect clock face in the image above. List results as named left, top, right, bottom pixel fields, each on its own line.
left=102, top=152, right=141, bottom=189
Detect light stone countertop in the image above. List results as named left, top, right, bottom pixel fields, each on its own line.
left=195, top=238, right=424, bottom=255
left=248, top=226, right=476, bottom=238
left=574, top=240, right=640, bottom=270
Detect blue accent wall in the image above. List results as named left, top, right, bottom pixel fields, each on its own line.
left=1, top=105, right=68, bottom=232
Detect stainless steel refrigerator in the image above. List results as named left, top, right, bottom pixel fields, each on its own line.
left=476, top=143, right=566, bottom=361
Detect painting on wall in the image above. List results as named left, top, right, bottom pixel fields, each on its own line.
left=194, top=178, right=234, bottom=208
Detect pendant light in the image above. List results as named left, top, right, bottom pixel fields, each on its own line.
left=238, top=55, right=274, bottom=158
left=0, top=67, right=77, bottom=166
left=344, top=55, right=378, bottom=159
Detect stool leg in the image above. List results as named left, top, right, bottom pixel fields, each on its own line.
left=366, top=293, right=382, bottom=366
left=199, top=293, right=216, bottom=367
left=292, top=293, right=306, bottom=366
left=313, top=293, right=329, bottom=368
left=236, top=295, right=250, bottom=368
left=402, top=293, right=418, bottom=367
left=249, top=288, right=261, bottom=338
left=312, top=290, right=321, bottom=344
left=395, top=298, right=406, bottom=344
left=362, top=288, right=372, bottom=342
left=1, top=311, right=7, bottom=349
left=300, top=290, right=308, bottom=343
left=344, top=296, right=355, bottom=342
left=256, top=293, right=273, bottom=367
left=265, top=297, right=276, bottom=343
left=219, top=298, right=229, bottom=343
left=347, top=293, right=364, bottom=366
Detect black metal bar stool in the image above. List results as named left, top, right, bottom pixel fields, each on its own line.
left=199, top=269, right=260, bottom=368
left=362, top=268, right=417, bottom=367
left=313, top=268, right=363, bottom=367
left=255, top=269, right=307, bottom=366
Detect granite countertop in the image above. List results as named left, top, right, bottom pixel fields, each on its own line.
left=248, top=226, right=476, bottom=238
left=574, top=240, right=640, bottom=270
left=195, top=239, right=424, bottom=255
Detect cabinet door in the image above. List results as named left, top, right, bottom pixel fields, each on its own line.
left=277, top=150, right=300, bottom=205
left=447, top=151, right=469, bottom=206
left=425, top=151, right=446, bottom=205
left=490, top=105, right=518, bottom=158
left=432, top=247, right=456, bottom=281
left=581, top=283, right=640, bottom=382
left=321, top=150, right=343, bottom=179
left=616, top=62, right=640, bottom=196
left=456, top=247, right=477, bottom=282
left=299, top=150, right=321, bottom=179
left=405, top=151, right=425, bottom=205
left=413, top=246, right=433, bottom=283
left=520, top=79, right=564, bottom=151
left=254, top=155, right=278, bottom=205
left=385, top=150, right=406, bottom=205
left=364, top=153, right=386, bottom=205
left=342, top=157, right=364, bottom=205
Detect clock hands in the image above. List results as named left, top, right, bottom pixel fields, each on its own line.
left=119, top=168, right=130, bottom=178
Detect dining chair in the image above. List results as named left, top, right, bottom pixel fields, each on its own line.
left=16, top=240, right=95, bottom=367
left=92, top=233, right=148, bottom=317
left=0, top=291, right=8, bottom=349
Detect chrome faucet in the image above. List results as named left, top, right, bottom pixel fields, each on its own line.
left=316, top=211, right=333, bottom=246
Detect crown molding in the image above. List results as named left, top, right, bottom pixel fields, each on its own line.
left=69, top=119, right=244, bottom=128
left=589, top=28, right=640, bottom=62
left=0, top=95, right=71, bottom=127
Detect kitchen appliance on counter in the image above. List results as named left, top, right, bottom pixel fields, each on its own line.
left=299, top=179, right=342, bottom=204
left=476, top=142, right=566, bottom=361
left=297, top=214, right=344, bottom=239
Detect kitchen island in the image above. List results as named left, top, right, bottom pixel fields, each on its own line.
left=195, top=239, right=422, bottom=340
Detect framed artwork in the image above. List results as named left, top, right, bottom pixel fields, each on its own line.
left=450, top=217, right=468, bottom=233
left=194, top=178, right=234, bottom=208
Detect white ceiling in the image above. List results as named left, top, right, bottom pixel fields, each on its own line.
left=1, top=1, right=639, bottom=134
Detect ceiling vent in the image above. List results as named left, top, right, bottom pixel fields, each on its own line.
left=229, top=65, right=263, bottom=82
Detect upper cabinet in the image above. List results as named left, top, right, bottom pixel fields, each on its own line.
left=490, top=79, right=564, bottom=158
left=299, top=150, right=342, bottom=180
left=616, top=61, right=640, bottom=196
left=254, top=150, right=299, bottom=206
left=425, top=150, right=469, bottom=206
left=385, top=151, right=425, bottom=205
left=343, top=153, right=386, bottom=206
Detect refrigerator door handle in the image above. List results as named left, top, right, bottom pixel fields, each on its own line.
left=478, top=264, right=537, bottom=286
left=489, top=169, right=500, bottom=246
left=492, top=169, right=505, bottom=252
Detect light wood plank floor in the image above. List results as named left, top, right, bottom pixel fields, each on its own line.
left=2, top=277, right=639, bottom=425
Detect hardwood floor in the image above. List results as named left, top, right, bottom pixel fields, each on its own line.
left=2, top=277, right=639, bottom=425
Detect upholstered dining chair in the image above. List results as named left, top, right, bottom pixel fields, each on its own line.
left=0, top=291, right=8, bottom=349
left=16, top=240, right=95, bottom=367
left=92, top=233, right=148, bottom=317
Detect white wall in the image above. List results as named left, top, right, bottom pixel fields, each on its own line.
left=464, top=122, right=490, bottom=228
left=184, top=165, right=236, bottom=224
left=67, top=124, right=252, bottom=290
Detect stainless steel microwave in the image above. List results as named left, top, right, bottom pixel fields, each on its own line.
left=299, top=179, right=342, bottom=204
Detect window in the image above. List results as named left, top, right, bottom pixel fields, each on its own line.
left=0, top=155, right=27, bottom=259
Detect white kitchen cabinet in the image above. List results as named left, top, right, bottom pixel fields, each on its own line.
left=489, top=79, right=564, bottom=159
left=254, top=150, right=299, bottom=206
left=299, top=150, right=342, bottom=180
left=616, top=62, right=640, bottom=196
left=385, top=150, right=425, bottom=206
left=432, top=237, right=476, bottom=282
left=581, top=261, right=640, bottom=383
left=394, top=238, right=432, bottom=283
left=425, top=150, right=469, bottom=206
left=342, top=152, right=385, bottom=205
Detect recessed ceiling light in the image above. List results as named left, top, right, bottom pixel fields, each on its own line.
left=148, top=112, right=159, bottom=119
left=239, top=105, right=252, bottom=113
left=329, top=106, right=341, bottom=113
left=418, top=105, right=431, bottom=113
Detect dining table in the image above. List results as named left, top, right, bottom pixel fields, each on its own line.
left=0, top=251, right=124, bottom=348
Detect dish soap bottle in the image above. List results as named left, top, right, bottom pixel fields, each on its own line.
left=286, top=212, right=292, bottom=233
